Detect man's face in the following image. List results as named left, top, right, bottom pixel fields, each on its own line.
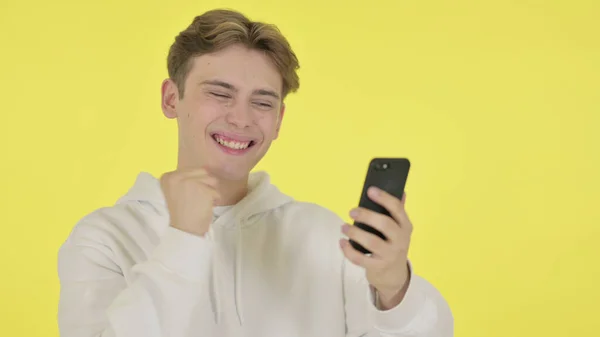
left=161, top=44, right=285, bottom=181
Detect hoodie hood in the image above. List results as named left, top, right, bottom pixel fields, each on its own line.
left=116, top=170, right=294, bottom=326
left=117, top=170, right=293, bottom=226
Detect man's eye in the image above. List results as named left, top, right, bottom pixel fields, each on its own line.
left=254, top=102, right=273, bottom=108
left=211, top=92, right=230, bottom=98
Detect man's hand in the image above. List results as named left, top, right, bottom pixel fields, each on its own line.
left=160, top=168, right=220, bottom=237
left=340, top=186, right=413, bottom=310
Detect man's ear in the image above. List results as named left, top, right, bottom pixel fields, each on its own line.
left=161, top=79, right=179, bottom=119
left=274, top=103, right=286, bottom=140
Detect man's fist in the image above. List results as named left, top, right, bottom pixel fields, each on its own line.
left=160, top=168, right=220, bottom=237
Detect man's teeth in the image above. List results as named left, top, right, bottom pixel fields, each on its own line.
left=215, top=136, right=251, bottom=150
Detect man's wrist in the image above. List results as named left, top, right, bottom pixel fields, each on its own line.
left=374, top=264, right=411, bottom=310
left=376, top=283, right=408, bottom=310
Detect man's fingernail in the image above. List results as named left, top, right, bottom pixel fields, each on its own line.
left=349, top=209, right=358, bottom=218
left=368, top=186, right=380, bottom=196
left=341, top=224, right=350, bottom=233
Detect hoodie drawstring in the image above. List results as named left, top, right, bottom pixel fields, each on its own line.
left=207, top=227, right=221, bottom=325
left=208, top=217, right=245, bottom=326
left=234, top=218, right=244, bottom=325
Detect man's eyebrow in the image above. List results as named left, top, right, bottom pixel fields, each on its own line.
left=200, top=79, right=280, bottom=99
left=254, top=89, right=280, bottom=100
left=200, top=80, right=236, bottom=90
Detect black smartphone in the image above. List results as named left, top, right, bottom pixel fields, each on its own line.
left=349, top=158, right=411, bottom=255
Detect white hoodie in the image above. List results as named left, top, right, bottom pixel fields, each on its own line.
left=57, top=171, right=453, bottom=337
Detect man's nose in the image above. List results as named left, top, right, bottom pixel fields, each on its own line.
left=225, top=103, right=253, bottom=128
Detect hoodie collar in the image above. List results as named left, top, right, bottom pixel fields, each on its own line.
left=116, top=170, right=293, bottom=227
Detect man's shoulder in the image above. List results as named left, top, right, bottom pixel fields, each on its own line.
left=272, top=200, right=345, bottom=238
left=280, top=200, right=343, bottom=222
left=63, top=200, right=167, bottom=247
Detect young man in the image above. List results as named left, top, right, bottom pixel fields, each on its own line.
left=57, top=9, right=453, bottom=337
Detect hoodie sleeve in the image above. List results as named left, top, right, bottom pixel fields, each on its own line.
left=343, top=257, right=454, bottom=337
left=57, top=225, right=213, bottom=337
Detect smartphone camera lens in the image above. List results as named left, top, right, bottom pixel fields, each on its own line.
left=374, top=163, right=389, bottom=170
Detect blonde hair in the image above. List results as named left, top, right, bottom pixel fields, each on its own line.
left=167, top=9, right=300, bottom=99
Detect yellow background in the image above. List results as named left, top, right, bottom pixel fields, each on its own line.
left=1, top=0, right=598, bottom=336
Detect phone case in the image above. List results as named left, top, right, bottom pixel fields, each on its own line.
left=349, top=158, right=411, bottom=255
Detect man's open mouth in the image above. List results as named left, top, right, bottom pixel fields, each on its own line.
left=211, top=133, right=256, bottom=151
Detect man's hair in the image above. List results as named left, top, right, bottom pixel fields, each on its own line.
left=167, top=9, right=300, bottom=100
